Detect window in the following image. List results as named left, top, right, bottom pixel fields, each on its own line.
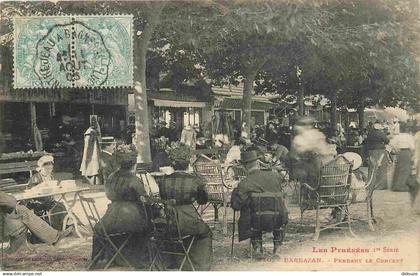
left=183, top=107, right=201, bottom=126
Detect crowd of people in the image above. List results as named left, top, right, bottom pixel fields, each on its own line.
left=81, top=113, right=420, bottom=268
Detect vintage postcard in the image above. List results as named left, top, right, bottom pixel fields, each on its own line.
left=0, top=0, right=419, bottom=273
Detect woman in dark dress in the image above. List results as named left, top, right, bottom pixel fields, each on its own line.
left=91, top=145, right=152, bottom=269
left=156, top=145, right=213, bottom=271
left=26, top=155, right=66, bottom=234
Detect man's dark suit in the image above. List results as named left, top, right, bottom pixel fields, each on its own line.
left=100, top=151, right=119, bottom=184
left=230, top=169, right=288, bottom=242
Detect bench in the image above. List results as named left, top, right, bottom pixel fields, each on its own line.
left=0, top=178, right=28, bottom=193
left=0, top=160, right=37, bottom=193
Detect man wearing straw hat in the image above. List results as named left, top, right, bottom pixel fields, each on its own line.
left=99, top=136, right=119, bottom=185
left=231, top=149, right=288, bottom=254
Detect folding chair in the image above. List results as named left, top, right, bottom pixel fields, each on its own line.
left=194, top=162, right=230, bottom=234
left=145, top=198, right=196, bottom=271
left=351, top=154, right=385, bottom=231
left=78, top=195, right=134, bottom=270
left=249, top=192, right=287, bottom=258
left=299, top=156, right=354, bottom=241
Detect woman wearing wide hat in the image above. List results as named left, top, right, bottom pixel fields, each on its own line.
left=91, top=145, right=152, bottom=269
left=364, top=122, right=390, bottom=190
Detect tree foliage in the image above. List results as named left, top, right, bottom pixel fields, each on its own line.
left=1, top=0, right=419, bottom=126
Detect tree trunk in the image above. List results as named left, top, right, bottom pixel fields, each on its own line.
left=242, top=72, right=256, bottom=136
left=298, top=86, right=304, bottom=116
left=357, top=96, right=365, bottom=130
left=330, top=91, right=338, bottom=134
left=241, top=58, right=267, bottom=136
left=133, top=4, right=165, bottom=165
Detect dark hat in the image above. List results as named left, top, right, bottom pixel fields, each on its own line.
left=240, top=150, right=259, bottom=164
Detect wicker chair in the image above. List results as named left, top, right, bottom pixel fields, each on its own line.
left=299, top=156, right=355, bottom=241
left=351, top=153, right=385, bottom=231
left=193, top=162, right=230, bottom=234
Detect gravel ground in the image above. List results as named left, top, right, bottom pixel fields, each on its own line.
left=2, top=185, right=419, bottom=271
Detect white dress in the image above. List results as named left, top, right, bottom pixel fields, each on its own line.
left=80, top=127, right=100, bottom=177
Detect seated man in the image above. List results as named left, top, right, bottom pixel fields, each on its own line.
left=230, top=150, right=288, bottom=254
left=155, top=145, right=213, bottom=270
left=0, top=191, right=73, bottom=253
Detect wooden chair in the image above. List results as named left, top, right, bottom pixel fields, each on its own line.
left=144, top=197, right=196, bottom=271
left=249, top=192, right=287, bottom=258
left=351, top=153, right=385, bottom=231
left=79, top=195, right=134, bottom=270
left=194, top=162, right=230, bottom=234
left=299, top=156, right=354, bottom=241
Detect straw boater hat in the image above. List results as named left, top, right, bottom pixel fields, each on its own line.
left=101, top=136, right=116, bottom=145
left=342, top=152, right=363, bottom=170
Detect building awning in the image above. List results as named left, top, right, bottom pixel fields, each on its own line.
left=0, top=87, right=129, bottom=105
left=215, top=98, right=274, bottom=111
left=146, top=88, right=209, bottom=109
left=152, top=99, right=206, bottom=108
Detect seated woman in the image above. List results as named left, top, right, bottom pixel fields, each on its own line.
left=25, top=155, right=66, bottom=234
left=155, top=145, right=213, bottom=271
left=91, top=145, right=152, bottom=269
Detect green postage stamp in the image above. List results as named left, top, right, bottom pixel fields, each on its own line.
left=13, top=15, right=133, bottom=89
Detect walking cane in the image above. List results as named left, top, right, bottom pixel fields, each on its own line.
left=230, top=210, right=236, bottom=261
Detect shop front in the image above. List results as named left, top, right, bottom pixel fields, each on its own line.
left=213, top=97, right=274, bottom=126
left=0, top=88, right=129, bottom=175
left=128, top=88, right=211, bottom=143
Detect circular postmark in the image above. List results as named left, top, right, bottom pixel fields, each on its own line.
left=34, top=21, right=111, bottom=88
